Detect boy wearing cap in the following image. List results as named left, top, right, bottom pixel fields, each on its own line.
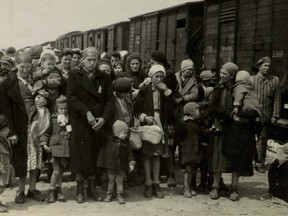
left=0, top=55, right=14, bottom=72
left=176, top=102, right=200, bottom=197
left=113, top=77, right=133, bottom=127
left=97, top=120, right=135, bottom=204
left=251, top=57, right=281, bottom=173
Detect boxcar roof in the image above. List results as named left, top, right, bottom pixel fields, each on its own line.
left=129, top=1, right=203, bottom=19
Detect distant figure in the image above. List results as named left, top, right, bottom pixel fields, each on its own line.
left=251, top=57, right=281, bottom=173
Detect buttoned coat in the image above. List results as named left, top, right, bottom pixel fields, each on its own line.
left=66, top=68, right=114, bottom=176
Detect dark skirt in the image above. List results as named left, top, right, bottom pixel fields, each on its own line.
left=142, top=141, right=163, bottom=157
left=223, top=120, right=256, bottom=176
left=208, top=135, right=232, bottom=173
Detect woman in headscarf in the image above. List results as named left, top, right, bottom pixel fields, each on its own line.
left=66, top=47, right=114, bottom=203
left=125, top=53, right=147, bottom=99
left=208, top=62, right=256, bottom=201
left=134, top=64, right=174, bottom=199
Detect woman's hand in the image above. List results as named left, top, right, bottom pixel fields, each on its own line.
left=155, top=82, right=168, bottom=92
left=86, top=111, right=96, bottom=126
left=8, top=135, right=18, bottom=145
left=92, top=118, right=105, bottom=131
left=145, top=116, right=155, bottom=125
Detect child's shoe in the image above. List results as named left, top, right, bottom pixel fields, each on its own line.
left=15, top=191, right=25, bottom=204
left=104, top=192, right=113, bottom=202
left=47, top=189, right=56, bottom=203
left=209, top=188, right=219, bottom=200
left=117, top=193, right=125, bottom=204
left=183, top=187, right=192, bottom=198
left=26, top=189, right=46, bottom=201
left=56, top=187, right=66, bottom=202
left=152, top=184, right=164, bottom=199
left=229, top=186, right=239, bottom=201
left=144, top=185, right=152, bottom=198
left=191, top=189, right=197, bottom=196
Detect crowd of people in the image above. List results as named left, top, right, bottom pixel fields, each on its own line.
left=0, top=45, right=287, bottom=213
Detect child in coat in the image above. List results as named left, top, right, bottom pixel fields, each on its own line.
left=41, top=95, right=71, bottom=203
left=232, top=70, right=262, bottom=121
left=33, top=52, right=62, bottom=107
left=176, top=102, right=201, bottom=197
left=97, top=120, right=135, bottom=204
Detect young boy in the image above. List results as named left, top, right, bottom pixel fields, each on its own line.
left=33, top=52, right=63, bottom=106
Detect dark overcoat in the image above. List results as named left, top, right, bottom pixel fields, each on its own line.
left=66, top=68, right=114, bottom=176
left=1, top=74, right=32, bottom=177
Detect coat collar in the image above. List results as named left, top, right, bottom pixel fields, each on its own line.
left=5, top=75, right=27, bottom=115
left=77, top=68, right=102, bottom=98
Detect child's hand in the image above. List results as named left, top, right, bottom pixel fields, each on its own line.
left=129, top=164, right=135, bottom=172
left=233, top=114, right=241, bottom=122
left=43, top=145, right=51, bottom=153
left=231, top=106, right=239, bottom=117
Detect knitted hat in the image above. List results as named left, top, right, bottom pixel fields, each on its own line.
left=257, top=56, right=271, bottom=67
left=235, top=70, right=251, bottom=82
left=183, top=102, right=199, bottom=116
left=113, top=77, right=132, bottom=93
left=200, top=70, right=213, bottom=81
left=83, top=47, right=99, bottom=59
left=181, top=59, right=194, bottom=71
left=148, top=64, right=166, bottom=77
left=221, top=62, right=239, bottom=77
left=150, top=51, right=168, bottom=65
left=0, top=55, right=14, bottom=66
left=112, top=120, right=129, bottom=137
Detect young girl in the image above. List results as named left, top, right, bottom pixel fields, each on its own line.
left=113, top=62, right=125, bottom=78
left=41, top=95, right=71, bottom=203
left=134, top=64, right=174, bottom=198
left=97, top=120, right=135, bottom=204
left=176, top=102, right=200, bottom=197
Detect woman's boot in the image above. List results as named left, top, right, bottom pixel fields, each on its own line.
left=76, top=181, right=85, bottom=204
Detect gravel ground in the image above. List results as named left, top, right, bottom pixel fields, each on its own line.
left=0, top=166, right=287, bottom=216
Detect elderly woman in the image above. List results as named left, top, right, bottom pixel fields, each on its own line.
left=66, top=47, right=114, bottom=203
left=1, top=53, right=47, bottom=204
left=134, top=64, right=174, bottom=199
left=174, top=59, right=198, bottom=120
left=208, top=62, right=256, bottom=201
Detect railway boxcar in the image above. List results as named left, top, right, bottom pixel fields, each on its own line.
left=129, top=1, right=204, bottom=72
left=203, top=0, right=288, bottom=79
left=66, top=31, right=83, bottom=49
left=203, top=0, right=288, bottom=136
left=106, top=21, right=130, bottom=53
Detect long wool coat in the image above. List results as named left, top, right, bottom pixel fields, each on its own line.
left=1, top=74, right=35, bottom=177
left=66, top=68, right=114, bottom=176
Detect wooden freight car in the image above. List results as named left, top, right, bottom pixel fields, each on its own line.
left=203, top=0, right=288, bottom=80
left=129, top=1, right=204, bottom=72
left=83, top=21, right=130, bottom=53
left=66, top=31, right=83, bottom=49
